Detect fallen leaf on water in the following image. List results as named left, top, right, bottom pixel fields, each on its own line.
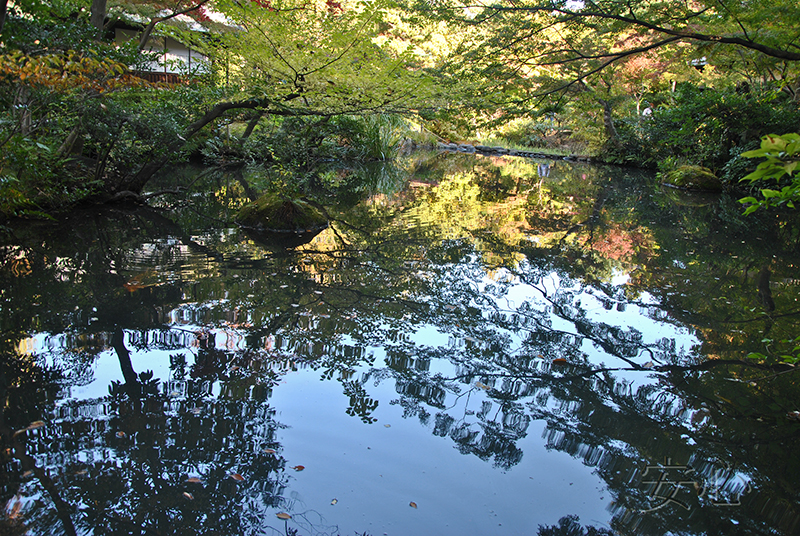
left=276, top=512, right=292, bottom=520
left=22, top=470, right=33, bottom=478
left=331, top=498, right=338, bottom=505
left=183, top=492, right=194, bottom=500
left=292, top=465, right=305, bottom=471
left=75, top=470, right=88, bottom=476
left=263, top=448, right=277, bottom=454
left=186, top=477, right=202, bottom=484
left=552, top=358, right=568, bottom=365
left=230, top=473, right=245, bottom=481
left=116, top=431, right=126, bottom=438
left=409, top=501, right=418, bottom=509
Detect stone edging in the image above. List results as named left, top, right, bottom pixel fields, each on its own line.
left=436, top=142, right=593, bottom=162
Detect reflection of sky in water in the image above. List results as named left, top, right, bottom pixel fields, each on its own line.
left=270, top=362, right=614, bottom=535
left=23, top=256, right=703, bottom=534
left=12, top=207, right=772, bottom=536
left=30, top=327, right=616, bottom=535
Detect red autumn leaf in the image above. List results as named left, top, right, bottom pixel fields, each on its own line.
left=552, top=358, right=568, bottom=365
left=230, top=473, right=245, bottom=481
left=292, top=465, right=305, bottom=471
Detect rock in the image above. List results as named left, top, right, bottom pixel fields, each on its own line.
left=661, top=165, right=723, bottom=192
left=236, top=195, right=329, bottom=249
left=236, top=194, right=328, bottom=232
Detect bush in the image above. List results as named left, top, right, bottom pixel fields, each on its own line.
left=239, top=114, right=410, bottom=169
left=602, top=84, right=800, bottom=178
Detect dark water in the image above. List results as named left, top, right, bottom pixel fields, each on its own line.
left=2, top=154, right=800, bottom=536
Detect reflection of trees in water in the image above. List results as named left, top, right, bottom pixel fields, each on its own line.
left=3, top=157, right=800, bottom=535
left=5, top=328, right=293, bottom=536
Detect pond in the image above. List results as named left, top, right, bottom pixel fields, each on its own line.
left=2, top=152, right=800, bottom=536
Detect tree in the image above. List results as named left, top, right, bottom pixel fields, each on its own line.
left=403, top=0, right=800, bottom=142
left=121, top=0, right=440, bottom=190
left=106, top=0, right=216, bottom=51
left=0, top=0, right=444, bottom=211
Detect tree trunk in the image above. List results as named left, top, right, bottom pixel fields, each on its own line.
left=138, top=20, right=158, bottom=52
left=0, top=0, right=8, bottom=35
left=242, top=112, right=265, bottom=139
left=90, top=0, right=107, bottom=37
left=14, top=86, right=31, bottom=136
left=598, top=98, right=620, bottom=148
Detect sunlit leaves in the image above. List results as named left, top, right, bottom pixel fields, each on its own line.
left=0, top=50, right=149, bottom=94
left=739, top=133, right=800, bottom=213
left=199, top=0, right=439, bottom=115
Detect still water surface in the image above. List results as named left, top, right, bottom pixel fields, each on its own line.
left=2, top=153, right=800, bottom=535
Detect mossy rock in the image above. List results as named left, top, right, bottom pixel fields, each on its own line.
left=661, top=165, right=722, bottom=192
left=236, top=194, right=328, bottom=232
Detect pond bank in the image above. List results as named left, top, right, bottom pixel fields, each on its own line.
left=433, top=140, right=594, bottom=162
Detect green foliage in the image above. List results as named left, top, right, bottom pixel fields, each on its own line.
left=3, top=0, right=143, bottom=65
left=0, top=133, right=98, bottom=219
left=747, top=336, right=800, bottom=366
left=605, top=84, right=800, bottom=173
left=739, top=133, right=800, bottom=214
left=237, top=114, right=410, bottom=169
left=80, top=90, right=197, bottom=190
left=485, top=117, right=549, bottom=148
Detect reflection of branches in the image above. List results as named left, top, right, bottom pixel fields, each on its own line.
left=443, top=357, right=796, bottom=385
left=1, top=424, right=77, bottom=536
left=720, top=307, right=800, bottom=324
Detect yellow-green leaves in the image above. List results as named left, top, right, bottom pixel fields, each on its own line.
left=740, top=134, right=800, bottom=214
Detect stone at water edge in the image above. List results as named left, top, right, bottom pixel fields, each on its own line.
left=235, top=194, right=328, bottom=232
left=661, top=165, right=723, bottom=192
